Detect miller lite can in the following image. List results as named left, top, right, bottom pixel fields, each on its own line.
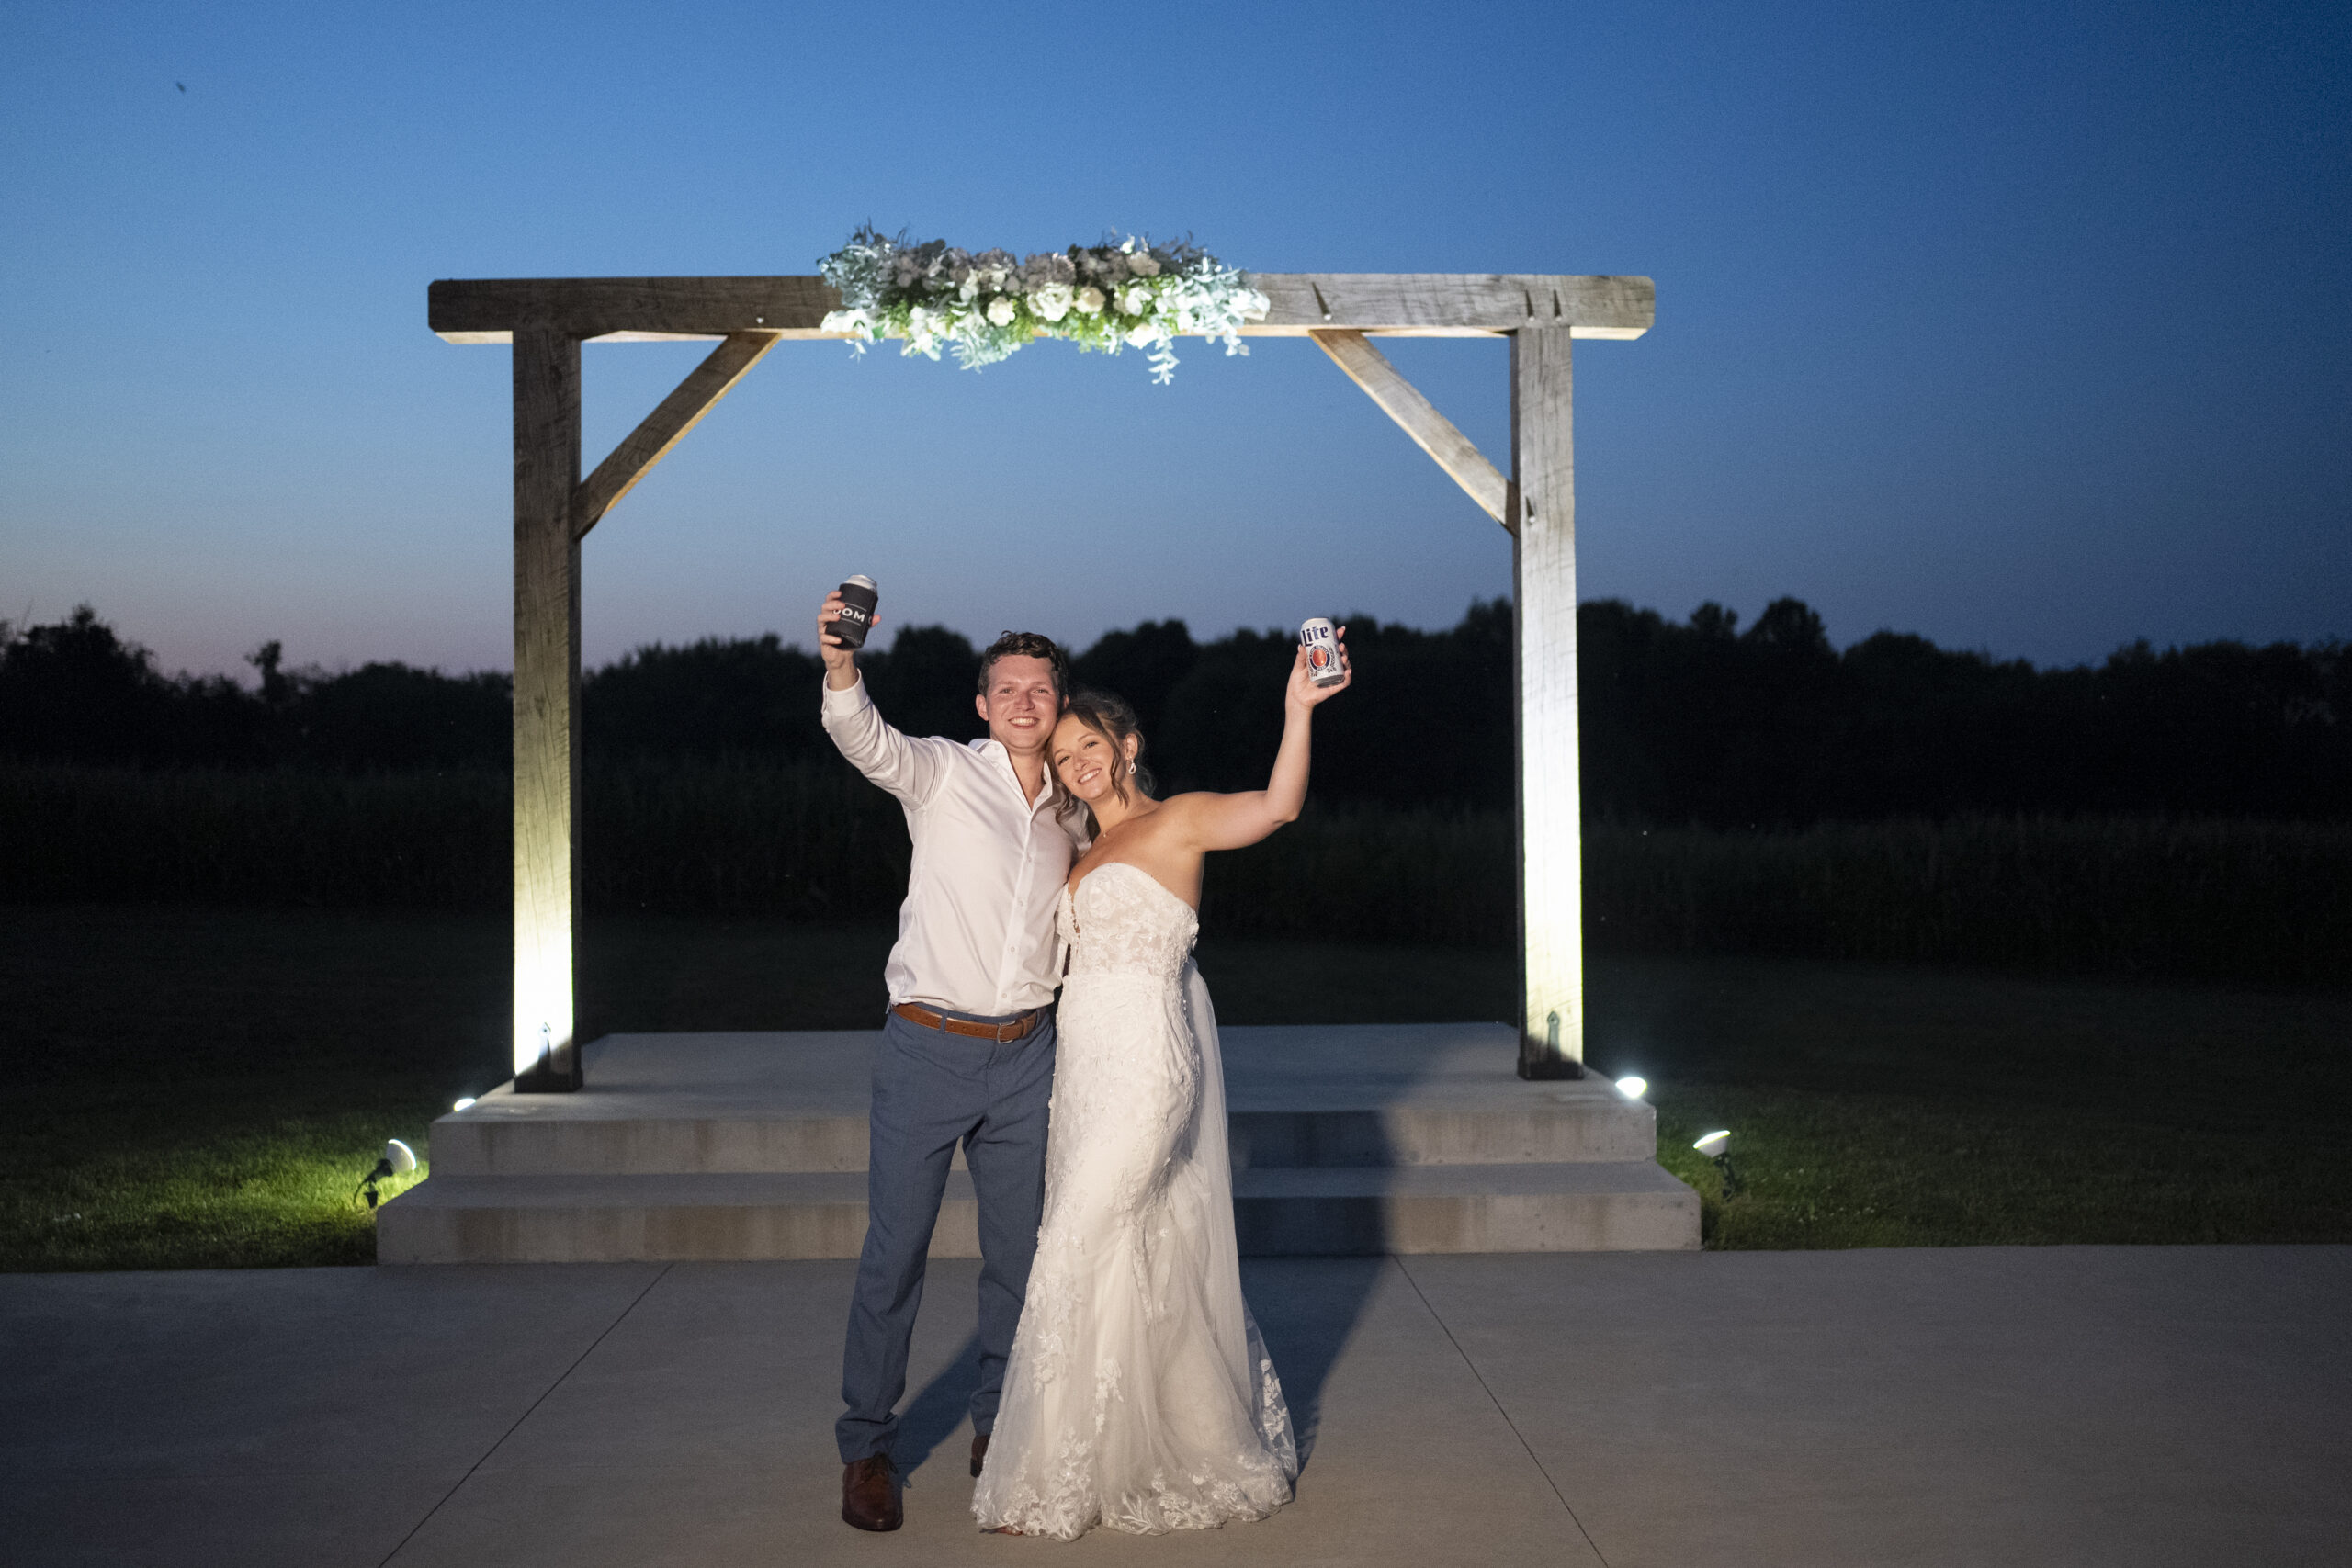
left=1299, top=617, right=1347, bottom=687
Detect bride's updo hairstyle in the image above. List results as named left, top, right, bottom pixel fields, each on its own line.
left=1055, top=689, right=1155, bottom=837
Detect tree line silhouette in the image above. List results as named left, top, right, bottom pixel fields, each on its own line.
left=5, top=601, right=2344, bottom=824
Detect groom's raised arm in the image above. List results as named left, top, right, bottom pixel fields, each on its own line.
left=821, top=676, right=955, bottom=807
left=816, top=588, right=953, bottom=807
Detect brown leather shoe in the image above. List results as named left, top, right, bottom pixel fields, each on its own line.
left=969, top=1431, right=989, bottom=1478
left=842, top=1453, right=901, bottom=1531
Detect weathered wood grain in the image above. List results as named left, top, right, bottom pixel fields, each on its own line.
left=432, top=276, right=841, bottom=343
left=1510, top=327, right=1584, bottom=1076
left=573, top=332, right=780, bottom=539
left=1257, top=274, right=1652, bottom=338
left=429, top=274, right=1654, bottom=343
left=511, top=329, right=583, bottom=1089
left=1310, top=329, right=1511, bottom=527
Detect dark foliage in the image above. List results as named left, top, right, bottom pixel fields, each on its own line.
left=1577, top=598, right=2349, bottom=825
left=1069, top=619, right=1200, bottom=740
left=4, top=601, right=2344, bottom=822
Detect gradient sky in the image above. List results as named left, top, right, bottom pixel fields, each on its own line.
left=2, top=0, right=2345, bottom=680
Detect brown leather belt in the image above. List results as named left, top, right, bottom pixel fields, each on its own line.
left=890, top=1002, right=1046, bottom=1043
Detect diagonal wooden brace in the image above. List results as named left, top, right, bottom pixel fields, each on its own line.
left=1309, top=329, right=1514, bottom=533
left=572, top=331, right=780, bottom=538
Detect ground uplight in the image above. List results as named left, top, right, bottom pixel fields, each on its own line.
left=1693, top=1130, right=1741, bottom=1198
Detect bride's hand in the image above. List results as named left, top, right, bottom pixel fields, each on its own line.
left=1285, top=626, right=1351, bottom=710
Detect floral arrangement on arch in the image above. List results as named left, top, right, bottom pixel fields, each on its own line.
left=817, top=227, right=1269, bottom=383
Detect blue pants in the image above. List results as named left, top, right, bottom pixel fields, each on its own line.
left=837, top=1006, right=1056, bottom=1464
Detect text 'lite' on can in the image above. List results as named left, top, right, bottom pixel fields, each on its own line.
left=1299, top=617, right=1347, bottom=686
left=833, top=575, right=878, bottom=649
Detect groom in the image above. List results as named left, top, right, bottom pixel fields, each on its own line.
left=816, top=589, right=1081, bottom=1533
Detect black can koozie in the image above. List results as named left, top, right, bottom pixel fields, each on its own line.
left=834, top=575, right=878, bottom=650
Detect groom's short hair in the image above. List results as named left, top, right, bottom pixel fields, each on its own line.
left=978, top=631, right=1070, bottom=704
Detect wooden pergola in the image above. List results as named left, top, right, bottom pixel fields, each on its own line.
left=429, top=270, right=1655, bottom=1090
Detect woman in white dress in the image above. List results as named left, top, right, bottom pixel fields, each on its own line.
left=972, top=634, right=1351, bottom=1540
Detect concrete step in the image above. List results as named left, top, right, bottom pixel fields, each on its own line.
left=427, top=1101, right=1656, bottom=1176
left=377, top=1163, right=1700, bottom=1264
left=426, top=1026, right=1658, bottom=1176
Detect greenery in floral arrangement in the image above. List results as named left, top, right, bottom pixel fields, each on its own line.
left=817, top=226, right=1269, bottom=382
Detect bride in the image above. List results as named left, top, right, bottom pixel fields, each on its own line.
left=971, top=633, right=1351, bottom=1539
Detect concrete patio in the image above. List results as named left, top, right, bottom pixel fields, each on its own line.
left=6, top=1247, right=2346, bottom=1567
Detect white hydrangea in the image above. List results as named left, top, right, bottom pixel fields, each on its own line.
left=818, top=227, right=1266, bottom=379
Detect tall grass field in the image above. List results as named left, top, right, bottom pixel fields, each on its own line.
left=4, top=761, right=2346, bottom=982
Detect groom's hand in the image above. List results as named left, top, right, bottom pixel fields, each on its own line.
left=818, top=592, right=865, bottom=690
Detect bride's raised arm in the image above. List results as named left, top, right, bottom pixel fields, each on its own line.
left=1175, top=631, right=1351, bottom=852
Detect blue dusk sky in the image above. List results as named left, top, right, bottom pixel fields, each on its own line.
left=2, top=0, right=2345, bottom=680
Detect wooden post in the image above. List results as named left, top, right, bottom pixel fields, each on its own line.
left=1510, top=328, right=1584, bottom=1078
left=512, top=328, right=583, bottom=1091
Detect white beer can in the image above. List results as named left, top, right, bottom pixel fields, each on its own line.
left=1298, top=617, right=1347, bottom=687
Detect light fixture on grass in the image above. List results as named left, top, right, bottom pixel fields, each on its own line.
left=452, top=1097, right=477, bottom=1111
left=1693, top=1130, right=1741, bottom=1199
left=1615, top=1076, right=1648, bottom=1100
left=357, top=1139, right=418, bottom=1210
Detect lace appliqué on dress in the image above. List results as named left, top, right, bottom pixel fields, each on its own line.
left=973, top=863, right=1296, bottom=1540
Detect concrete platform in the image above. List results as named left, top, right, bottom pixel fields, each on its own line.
left=6, top=1247, right=2346, bottom=1566
left=380, top=1025, right=1699, bottom=1263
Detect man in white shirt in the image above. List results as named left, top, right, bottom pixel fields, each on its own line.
left=818, top=592, right=1084, bottom=1533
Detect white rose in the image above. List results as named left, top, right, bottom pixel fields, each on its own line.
left=1126, top=253, right=1161, bottom=277
left=1031, top=283, right=1073, bottom=322
left=1118, top=283, right=1154, bottom=314
left=1075, top=286, right=1106, bottom=315
left=986, top=296, right=1017, bottom=326
left=1123, top=322, right=1159, bottom=348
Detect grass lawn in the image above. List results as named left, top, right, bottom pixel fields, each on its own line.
left=4, top=904, right=2347, bottom=1269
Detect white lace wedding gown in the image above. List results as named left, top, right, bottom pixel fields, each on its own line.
left=972, top=862, right=1297, bottom=1539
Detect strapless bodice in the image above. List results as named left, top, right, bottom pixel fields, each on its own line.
left=1059, top=863, right=1199, bottom=983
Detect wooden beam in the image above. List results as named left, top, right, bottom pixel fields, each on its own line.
left=432, top=276, right=840, bottom=344
left=429, top=273, right=1654, bottom=344
left=1510, top=327, right=1584, bottom=1079
left=573, top=332, right=779, bottom=539
left=512, top=328, right=583, bottom=1091
left=1310, top=329, right=1511, bottom=529
left=1257, top=274, right=1651, bottom=338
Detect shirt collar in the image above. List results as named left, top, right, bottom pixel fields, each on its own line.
left=971, top=736, right=1057, bottom=815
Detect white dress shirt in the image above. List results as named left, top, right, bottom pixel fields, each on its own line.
left=822, top=675, right=1083, bottom=1016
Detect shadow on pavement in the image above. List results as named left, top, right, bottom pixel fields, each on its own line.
left=894, top=1330, right=985, bottom=1481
